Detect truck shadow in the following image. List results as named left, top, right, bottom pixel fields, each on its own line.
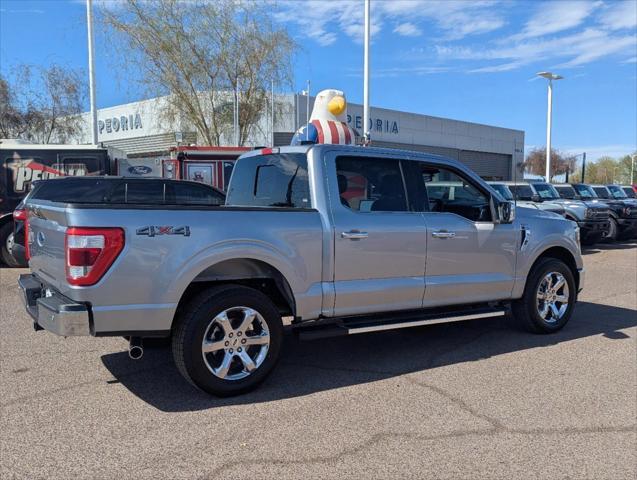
left=101, top=301, right=636, bottom=412
left=582, top=239, right=637, bottom=254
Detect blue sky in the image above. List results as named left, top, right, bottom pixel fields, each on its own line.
left=1, top=0, right=635, bottom=160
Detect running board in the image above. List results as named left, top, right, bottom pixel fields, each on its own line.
left=296, top=306, right=507, bottom=341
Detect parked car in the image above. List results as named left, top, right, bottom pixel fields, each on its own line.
left=569, top=183, right=637, bottom=240
left=531, top=183, right=611, bottom=245
left=10, top=177, right=225, bottom=267
left=0, top=140, right=126, bottom=267
left=494, top=181, right=566, bottom=217
left=19, top=144, right=583, bottom=397
left=605, top=184, right=637, bottom=205
left=620, top=185, right=636, bottom=198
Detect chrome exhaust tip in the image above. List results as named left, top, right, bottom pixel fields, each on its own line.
left=128, top=337, right=143, bottom=360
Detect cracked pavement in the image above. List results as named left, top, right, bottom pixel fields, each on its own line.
left=1, top=241, right=636, bottom=479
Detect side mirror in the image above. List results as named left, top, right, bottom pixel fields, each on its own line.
left=531, top=194, right=541, bottom=202
left=495, top=200, right=515, bottom=223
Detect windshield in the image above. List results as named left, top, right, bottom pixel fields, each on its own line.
left=533, top=183, right=559, bottom=200
left=607, top=185, right=627, bottom=199
left=592, top=186, right=610, bottom=199
left=555, top=185, right=577, bottom=199
left=490, top=183, right=513, bottom=200
left=622, top=187, right=636, bottom=198
left=508, top=184, right=534, bottom=200
left=573, top=184, right=597, bottom=199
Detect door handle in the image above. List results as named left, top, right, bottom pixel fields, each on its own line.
left=341, top=230, right=369, bottom=240
left=431, top=230, right=456, bottom=239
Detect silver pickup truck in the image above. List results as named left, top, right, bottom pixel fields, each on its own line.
left=19, top=144, right=584, bottom=396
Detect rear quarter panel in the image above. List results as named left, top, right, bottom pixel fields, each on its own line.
left=49, top=206, right=324, bottom=333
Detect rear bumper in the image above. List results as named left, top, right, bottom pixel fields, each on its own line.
left=18, top=274, right=91, bottom=336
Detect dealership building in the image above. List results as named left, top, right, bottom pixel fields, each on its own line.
left=76, top=93, right=525, bottom=180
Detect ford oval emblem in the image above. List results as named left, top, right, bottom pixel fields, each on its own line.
left=128, top=165, right=153, bottom=175
left=36, top=231, right=46, bottom=247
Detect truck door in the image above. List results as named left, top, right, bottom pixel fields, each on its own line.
left=404, top=160, right=516, bottom=306
left=329, top=153, right=427, bottom=317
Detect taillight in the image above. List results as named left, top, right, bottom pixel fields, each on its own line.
left=13, top=208, right=30, bottom=260
left=65, top=227, right=124, bottom=286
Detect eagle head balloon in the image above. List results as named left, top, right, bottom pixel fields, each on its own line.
left=291, top=89, right=358, bottom=145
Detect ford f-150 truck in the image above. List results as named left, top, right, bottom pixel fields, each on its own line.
left=19, top=144, right=584, bottom=396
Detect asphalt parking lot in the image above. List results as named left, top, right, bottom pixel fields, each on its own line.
left=1, top=242, right=636, bottom=480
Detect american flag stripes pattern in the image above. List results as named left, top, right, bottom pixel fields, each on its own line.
left=291, top=120, right=358, bottom=145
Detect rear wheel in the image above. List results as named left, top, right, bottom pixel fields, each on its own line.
left=172, top=285, right=283, bottom=396
left=0, top=222, right=20, bottom=267
left=512, top=258, right=576, bottom=333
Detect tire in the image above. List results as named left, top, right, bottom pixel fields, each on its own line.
left=0, top=222, right=20, bottom=268
left=172, top=284, right=283, bottom=397
left=512, top=258, right=576, bottom=334
left=604, top=217, right=618, bottom=242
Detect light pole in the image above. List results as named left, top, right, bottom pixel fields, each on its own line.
left=537, top=71, right=563, bottom=182
left=631, top=154, right=636, bottom=185
left=86, top=0, right=98, bottom=145
left=363, top=0, right=370, bottom=144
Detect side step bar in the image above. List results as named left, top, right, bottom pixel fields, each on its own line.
left=296, top=306, right=507, bottom=341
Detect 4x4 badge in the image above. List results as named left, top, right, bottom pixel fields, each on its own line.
left=136, top=226, right=190, bottom=237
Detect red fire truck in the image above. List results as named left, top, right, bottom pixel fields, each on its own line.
left=162, top=146, right=251, bottom=191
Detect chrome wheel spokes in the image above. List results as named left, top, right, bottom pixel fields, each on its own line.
left=536, top=272, right=570, bottom=324
left=202, top=307, right=270, bottom=381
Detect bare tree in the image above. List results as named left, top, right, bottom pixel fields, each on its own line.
left=0, top=65, right=86, bottom=143
left=524, top=147, right=576, bottom=180
left=100, top=0, right=296, bottom=146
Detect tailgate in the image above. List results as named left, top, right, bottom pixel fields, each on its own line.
left=27, top=202, right=69, bottom=291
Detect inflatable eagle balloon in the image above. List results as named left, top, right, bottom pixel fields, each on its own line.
left=291, top=89, right=358, bottom=145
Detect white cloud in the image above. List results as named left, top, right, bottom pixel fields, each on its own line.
left=275, top=0, right=505, bottom=45
left=511, top=0, right=600, bottom=40
left=437, top=27, right=636, bottom=72
left=393, top=22, right=422, bottom=37
left=598, top=0, right=637, bottom=30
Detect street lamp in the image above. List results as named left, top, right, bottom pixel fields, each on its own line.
left=537, top=71, right=563, bottom=182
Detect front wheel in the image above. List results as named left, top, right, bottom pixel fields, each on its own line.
left=512, top=258, right=576, bottom=333
left=604, top=217, right=618, bottom=242
left=172, top=285, right=283, bottom=397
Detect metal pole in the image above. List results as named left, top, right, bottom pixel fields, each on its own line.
left=271, top=79, right=275, bottom=147
left=306, top=80, right=310, bottom=141
left=631, top=154, right=635, bottom=185
left=234, top=80, right=239, bottom=146
left=545, top=79, right=553, bottom=182
left=581, top=152, right=586, bottom=183
left=86, top=0, right=98, bottom=145
left=363, top=0, right=370, bottom=143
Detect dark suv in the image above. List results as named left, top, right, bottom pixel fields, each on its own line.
left=569, top=183, right=637, bottom=240
left=10, top=177, right=225, bottom=267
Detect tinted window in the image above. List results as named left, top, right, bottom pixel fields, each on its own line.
left=336, top=156, right=407, bottom=212
left=607, top=185, right=627, bottom=199
left=622, top=187, right=636, bottom=198
left=573, top=184, right=596, bottom=198
left=226, top=153, right=310, bottom=208
left=592, top=187, right=610, bottom=199
left=110, top=181, right=164, bottom=203
left=555, top=186, right=577, bottom=199
left=533, top=183, right=559, bottom=199
left=166, top=182, right=224, bottom=205
left=490, top=183, right=514, bottom=200
left=508, top=185, right=535, bottom=200
left=29, top=178, right=114, bottom=203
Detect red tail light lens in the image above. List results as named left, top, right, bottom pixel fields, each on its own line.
left=13, top=208, right=30, bottom=260
left=65, top=227, right=124, bottom=286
